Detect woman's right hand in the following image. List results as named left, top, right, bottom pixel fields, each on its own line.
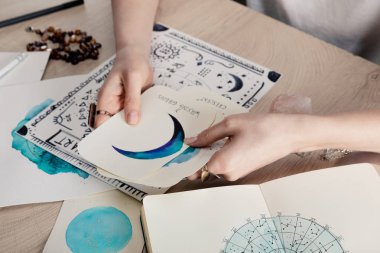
left=95, top=46, right=153, bottom=128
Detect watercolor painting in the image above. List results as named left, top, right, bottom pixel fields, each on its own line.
left=43, top=190, right=143, bottom=253
left=163, top=146, right=200, bottom=167
left=112, top=114, right=184, bottom=160
left=11, top=99, right=89, bottom=179
left=66, top=206, right=132, bottom=253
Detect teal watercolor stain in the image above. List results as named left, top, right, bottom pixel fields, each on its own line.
left=66, top=206, right=132, bottom=253
left=11, top=99, right=89, bottom=179
left=163, top=146, right=200, bottom=167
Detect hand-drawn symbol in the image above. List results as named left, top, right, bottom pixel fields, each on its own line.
left=205, top=59, right=234, bottom=68
left=227, top=73, right=243, bottom=92
left=153, top=68, right=208, bottom=90
left=152, top=43, right=180, bottom=61
left=216, top=72, right=244, bottom=92
left=222, top=214, right=346, bottom=253
left=181, top=45, right=204, bottom=65
left=52, top=102, right=75, bottom=131
left=112, top=114, right=184, bottom=160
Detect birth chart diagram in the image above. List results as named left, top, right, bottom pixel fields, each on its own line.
left=221, top=214, right=346, bottom=253
left=151, top=24, right=281, bottom=109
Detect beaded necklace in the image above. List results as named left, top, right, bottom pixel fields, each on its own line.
left=26, top=26, right=102, bottom=65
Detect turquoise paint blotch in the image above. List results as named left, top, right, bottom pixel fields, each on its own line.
left=66, top=206, right=132, bottom=253
left=163, top=146, right=200, bottom=167
left=11, top=99, right=88, bottom=179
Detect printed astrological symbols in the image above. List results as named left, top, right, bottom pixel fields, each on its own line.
left=205, top=59, right=234, bottom=68
left=181, top=45, right=204, bottom=65
left=152, top=42, right=180, bottom=61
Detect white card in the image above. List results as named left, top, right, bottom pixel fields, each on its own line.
left=136, top=87, right=248, bottom=187
left=43, top=190, right=144, bottom=253
left=79, top=86, right=216, bottom=181
left=80, top=86, right=247, bottom=187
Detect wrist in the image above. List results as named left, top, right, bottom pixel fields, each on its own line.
left=115, top=44, right=150, bottom=62
left=291, top=114, right=333, bottom=153
left=117, top=41, right=150, bottom=55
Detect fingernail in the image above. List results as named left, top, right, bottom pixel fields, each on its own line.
left=184, top=136, right=197, bottom=144
left=127, top=111, right=139, bottom=125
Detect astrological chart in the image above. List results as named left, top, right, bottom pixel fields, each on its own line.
left=18, top=24, right=281, bottom=200
left=151, top=24, right=281, bottom=109
left=222, top=214, right=346, bottom=253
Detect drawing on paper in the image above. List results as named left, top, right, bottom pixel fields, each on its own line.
left=19, top=23, right=281, bottom=198
left=12, top=99, right=88, bottom=179
left=66, top=206, right=132, bottom=253
left=162, top=147, right=200, bottom=167
left=112, top=114, right=184, bottom=160
left=222, top=214, right=346, bottom=253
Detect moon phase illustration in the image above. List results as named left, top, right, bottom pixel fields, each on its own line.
left=112, top=114, right=184, bottom=160
left=216, top=72, right=244, bottom=92
left=228, top=73, right=243, bottom=92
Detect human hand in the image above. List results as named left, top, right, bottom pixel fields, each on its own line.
left=95, top=46, right=153, bottom=127
left=185, top=113, right=309, bottom=181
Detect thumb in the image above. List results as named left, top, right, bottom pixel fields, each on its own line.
left=123, top=72, right=144, bottom=125
left=185, top=117, right=235, bottom=147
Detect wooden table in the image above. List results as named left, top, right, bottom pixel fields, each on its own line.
left=1, top=0, right=379, bottom=251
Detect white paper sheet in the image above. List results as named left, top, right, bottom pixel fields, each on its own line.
left=43, top=190, right=144, bottom=253
left=142, top=185, right=270, bottom=253
left=79, top=86, right=218, bottom=183
left=0, top=76, right=113, bottom=207
left=260, top=163, right=380, bottom=252
left=0, top=51, right=50, bottom=86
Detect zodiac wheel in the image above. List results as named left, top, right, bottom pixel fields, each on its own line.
left=222, top=214, right=346, bottom=253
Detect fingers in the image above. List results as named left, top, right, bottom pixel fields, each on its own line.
left=187, top=136, right=255, bottom=181
left=185, top=116, right=243, bottom=181
left=206, top=140, right=242, bottom=181
left=95, top=67, right=151, bottom=127
left=185, top=116, right=238, bottom=147
left=123, top=72, right=144, bottom=125
left=187, top=170, right=201, bottom=180
left=94, top=73, right=123, bottom=128
left=186, top=139, right=239, bottom=181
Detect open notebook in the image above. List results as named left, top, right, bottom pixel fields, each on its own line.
left=141, top=163, right=380, bottom=253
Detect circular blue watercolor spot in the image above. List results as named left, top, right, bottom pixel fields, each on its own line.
left=66, top=206, right=132, bottom=253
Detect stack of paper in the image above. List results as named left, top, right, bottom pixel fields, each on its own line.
left=0, top=52, right=114, bottom=207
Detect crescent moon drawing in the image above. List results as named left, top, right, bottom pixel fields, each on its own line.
left=228, top=73, right=243, bottom=92
left=112, top=114, right=184, bottom=160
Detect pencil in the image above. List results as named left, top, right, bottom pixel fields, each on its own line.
left=0, top=53, right=28, bottom=79
left=0, top=0, right=84, bottom=28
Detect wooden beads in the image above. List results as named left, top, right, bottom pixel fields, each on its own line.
left=25, top=26, right=102, bottom=65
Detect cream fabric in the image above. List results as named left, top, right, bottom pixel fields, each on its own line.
left=247, top=0, right=380, bottom=64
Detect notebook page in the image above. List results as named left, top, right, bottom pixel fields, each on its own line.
left=260, top=163, right=380, bottom=252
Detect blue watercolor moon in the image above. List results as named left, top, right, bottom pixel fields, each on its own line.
left=66, top=206, right=132, bottom=253
left=163, top=146, right=200, bottom=167
left=228, top=73, right=243, bottom=92
left=112, top=114, right=184, bottom=160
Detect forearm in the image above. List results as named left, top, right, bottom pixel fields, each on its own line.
left=111, top=0, right=159, bottom=56
left=297, top=110, right=380, bottom=153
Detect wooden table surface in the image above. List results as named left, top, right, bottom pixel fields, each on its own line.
left=1, top=0, right=379, bottom=252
